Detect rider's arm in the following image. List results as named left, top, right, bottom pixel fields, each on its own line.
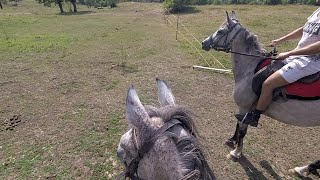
left=288, top=41, right=320, bottom=56
left=276, top=41, right=320, bottom=59
left=272, top=27, right=304, bottom=46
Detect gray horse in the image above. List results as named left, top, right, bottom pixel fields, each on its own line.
left=117, top=79, right=216, bottom=180
left=202, top=11, right=320, bottom=177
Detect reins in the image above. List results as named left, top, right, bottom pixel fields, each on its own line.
left=211, top=21, right=278, bottom=60
left=225, top=49, right=278, bottom=60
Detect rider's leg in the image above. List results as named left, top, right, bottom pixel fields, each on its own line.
left=256, top=71, right=289, bottom=111
left=241, top=71, right=289, bottom=127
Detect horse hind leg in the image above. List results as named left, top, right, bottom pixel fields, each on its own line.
left=289, top=160, right=320, bottom=177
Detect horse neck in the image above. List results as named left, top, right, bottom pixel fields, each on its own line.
left=138, top=135, right=185, bottom=180
left=231, top=31, right=261, bottom=83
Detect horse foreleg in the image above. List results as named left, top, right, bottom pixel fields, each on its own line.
left=289, top=160, right=320, bottom=177
left=227, top=123, right=248, bottom=159
left=225, top=122, right=239, bottom=148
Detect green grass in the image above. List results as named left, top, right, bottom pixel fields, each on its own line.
left=0, top=1, right=319, bottom=179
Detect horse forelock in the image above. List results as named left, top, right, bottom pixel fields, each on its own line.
left=146, top=105, right=198, bottom=137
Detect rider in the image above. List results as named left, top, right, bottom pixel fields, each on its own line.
left=240, top=5, right=320, bottom=127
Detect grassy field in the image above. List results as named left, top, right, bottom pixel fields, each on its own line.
left=0, top=1, right=319, bottom=179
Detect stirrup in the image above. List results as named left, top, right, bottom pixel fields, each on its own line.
left=234, top=113, right=259, bottom=127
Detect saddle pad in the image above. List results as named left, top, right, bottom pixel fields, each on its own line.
left=258, top=58, right=320, bottom=100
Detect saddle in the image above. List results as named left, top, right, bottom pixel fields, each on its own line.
left=252, top=57, right=320, bottom=100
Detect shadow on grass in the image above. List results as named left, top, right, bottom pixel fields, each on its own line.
left=236, top=155, right=268, bottom=180
left=260, top=160, right=314, bottom=180
left=259, top=160, right=282, bottom=180
left=58, top=11, right=95, bottom=16
left=167, top=6, right=201, bottom=15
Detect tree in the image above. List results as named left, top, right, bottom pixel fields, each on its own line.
left=37, top=0, right=77, bottom=13
left=36, top=0, right=64, bottom=13
left=163, top=0, right=189, bottom=12
left=0, top=1, right=2, bottom=9
left=77, top=0, right=117, bottom=8
left=69, top=0, right=77, bottom=12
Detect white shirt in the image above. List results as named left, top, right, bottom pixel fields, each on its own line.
left=285, top=8, right=320, bottom=68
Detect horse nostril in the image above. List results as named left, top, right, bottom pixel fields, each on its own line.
left=201, top=41, right=204, bottom=46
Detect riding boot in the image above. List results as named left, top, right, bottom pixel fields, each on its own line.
left=235, top=111, right=261, bottom=127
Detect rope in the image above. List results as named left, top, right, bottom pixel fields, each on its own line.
left=163, top=8, right=228, bottom=70
left=165, top=17, right=212, bottom=67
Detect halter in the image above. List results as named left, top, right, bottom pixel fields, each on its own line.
left=117, top=119, right=182, bottom=180
left=211, top=22, right=244, bottom=52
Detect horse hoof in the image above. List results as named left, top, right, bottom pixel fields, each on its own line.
left=289, top=169, right=302, bottom=177
left=226, top=153, right=240, bottom=162
left=288, top=167, right=309, bottom=177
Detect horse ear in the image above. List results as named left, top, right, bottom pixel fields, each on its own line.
left=231, top=11, right=237, bottom=20
left=157, top=78, right=176, bottom=106
left=126, top=86, right=150, bottom=129
left=226, top=11, right=234, bottom=25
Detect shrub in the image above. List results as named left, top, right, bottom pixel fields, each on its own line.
left=212, top=0, right=222, bottom=4
left=163, top=0, right=187, bottom=12
left=307, top=0, right=316, bottom=4
left=264, top=0, right=282, bottom=5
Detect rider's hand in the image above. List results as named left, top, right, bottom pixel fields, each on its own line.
left=269, top=39, right=282, bottom=47
left=275, top=51, right=291, bottom=60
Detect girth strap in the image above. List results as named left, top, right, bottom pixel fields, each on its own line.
left=123, top=119, right=182, bottom=180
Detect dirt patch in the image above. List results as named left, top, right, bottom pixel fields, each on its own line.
left=0, top=2, right=319, bottom=180
left=1, top=115, right=22, bottom=131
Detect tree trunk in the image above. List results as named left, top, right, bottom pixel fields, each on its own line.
left=56, top=0, right=64, bottom=13
left=0, top=2, right=3, bottom=9
left=70, top=0, right=77, bottom=12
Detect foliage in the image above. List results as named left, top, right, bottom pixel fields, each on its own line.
left=307, top=0, right=316, bottom=4
left=77, top=0, right=117, bottom=8
left=264, top=0, right=282, bottom=5
left=202, top=0, right=318, bottom=4
left=9, top=0, right=22, bottom=6
left=36, top=0, right=79, bottom=13
left=163, top=0, right=188, bottom=12
left=36, top=0, right=54, bottom=7
left=36, top=0, right=65, bottom=13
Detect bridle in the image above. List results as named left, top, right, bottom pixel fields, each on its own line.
left=210, top=21, right=277, bottom=59
left=117, top=119, right=182, bottom=180
left=211, top=22, right=244, bottom=52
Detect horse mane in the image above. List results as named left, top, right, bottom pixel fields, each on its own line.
left=145, top=105, right=216, bottom=180
left=242, top=26, right=265, bottom=53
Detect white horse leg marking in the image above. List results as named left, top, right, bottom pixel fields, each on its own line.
left=288, top=165, right=309, bottom=177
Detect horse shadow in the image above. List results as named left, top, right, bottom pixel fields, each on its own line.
left=235, top=155, right=268, bottom=180
left=231, top=156, right=314, bottom=180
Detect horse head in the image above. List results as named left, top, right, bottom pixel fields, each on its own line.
left=202, top=11, right=243, bottom=52
left=117, top=79, right=215, bottom=180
